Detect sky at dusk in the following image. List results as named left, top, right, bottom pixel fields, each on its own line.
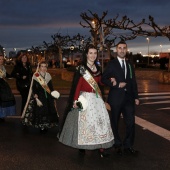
left=1, top=0, right=170, bottom=55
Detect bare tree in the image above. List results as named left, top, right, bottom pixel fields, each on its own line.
left=80, top=10, right=170, bottom=71
left=51, top=33, right=71, bottom=68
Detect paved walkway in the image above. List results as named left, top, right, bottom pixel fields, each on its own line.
left=3, top=79, right=169, bottom=170
left=137, top=79, right=170, bottom=93
left=12, top=79, right=170, bottom=95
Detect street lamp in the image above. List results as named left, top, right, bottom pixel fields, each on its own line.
left=91, top=20, right=96, bottom=45
left=160, top=45, right=162, bottom=53
left=146, top=38, right=150, bottom=66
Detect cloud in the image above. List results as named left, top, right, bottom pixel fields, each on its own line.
left=0, top=0, right=170, bottom=54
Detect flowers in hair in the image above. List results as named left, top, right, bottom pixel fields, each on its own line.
left=34, top=72, right=40, bottom=77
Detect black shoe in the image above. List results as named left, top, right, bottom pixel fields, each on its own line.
left=40, top=128, right=48, bottom=134
left=99, top=151, right=110, bottom=158
left=124, top=148, right=139, bottom=156
left=79, top=149, right=86, bottom=155
left=115, top=147, right=123, bottom=156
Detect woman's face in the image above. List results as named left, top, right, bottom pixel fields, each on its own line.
left=39, top=63, right=47, bottom=73
left=0, top=56, right=4, bottom=65
left=21, top=55, right=28, bottom=63
left=86, top=48, right=97, bottom=63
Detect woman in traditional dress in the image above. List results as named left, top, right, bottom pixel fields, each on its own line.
left=11, top=54, right=33, bottom=113
left=0, top=55, right=16, bottom=122
left=22, top=61, right=59, bottom=133
left=59, top=44, right=114, bottom=158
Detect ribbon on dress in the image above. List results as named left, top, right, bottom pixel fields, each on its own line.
left=34, top=72, right=51, bottom=94
left=0, top=68, right=5, bottom=78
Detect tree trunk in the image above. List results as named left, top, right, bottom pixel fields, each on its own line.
left=59, top=47, right=63, bottom=68
left=168, top=56, right=170, bottom=72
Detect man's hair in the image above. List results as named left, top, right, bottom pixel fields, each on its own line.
left=117, top=41, right=127, bottom=47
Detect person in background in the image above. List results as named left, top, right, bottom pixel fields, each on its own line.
left=0, top=55, right=16, bottom=122
left=59, top=44, right=114, bottom=158
left=101, top=41, right=140, bottom=156
left=11, top=53, right=33, bottom=113
left=22, top=61, right=59, bottom=133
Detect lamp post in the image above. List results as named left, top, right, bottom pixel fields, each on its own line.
left=70, top=44, right=75, bottom=65
left=146, top=38, right=150, bottom=66
left=3, top=48, right=6, bottom=57
left=91, top=20, right=96, bottom=45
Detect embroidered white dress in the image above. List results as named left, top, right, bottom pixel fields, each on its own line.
left=78, top=92, right=113, bottom=145
left=59, top=69, right=114, bottom=149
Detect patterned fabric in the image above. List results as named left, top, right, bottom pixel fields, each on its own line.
left=78, top=92, right=114, bottom=145
left=59, top=92, right=114, bottom=149
left=22, top=75, right=59, bottom=129
left=0, top=65, right=6, bottom=78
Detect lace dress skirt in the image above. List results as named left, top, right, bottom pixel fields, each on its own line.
left=59, top=92, right=114, bottom=150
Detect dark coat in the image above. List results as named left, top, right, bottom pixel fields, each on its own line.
left=11, top=61, right=33, bottom=92
left=101, top=58, right=138, bottom=106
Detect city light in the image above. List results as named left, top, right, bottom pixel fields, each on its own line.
left=146, top=37, right=150, bottom=65
left=160, top=45, right=162, bottom=53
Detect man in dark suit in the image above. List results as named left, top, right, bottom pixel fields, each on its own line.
left=101, top=41, right=139, bottom=155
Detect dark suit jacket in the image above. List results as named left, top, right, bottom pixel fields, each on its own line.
left=101, top=58, right=138, bottom=106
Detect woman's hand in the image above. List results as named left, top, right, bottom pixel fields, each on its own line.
left=135, top=99, right=140, bottom=105
left=34, top=94, right=38, bottom=98
left=119, top=82, right=126, bottom=88
left=23, top=76, right=27, bottom=79
left=73, top=101, right=78, bottom=108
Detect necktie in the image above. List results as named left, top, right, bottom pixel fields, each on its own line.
left=121, top=60, right=125, bottom=73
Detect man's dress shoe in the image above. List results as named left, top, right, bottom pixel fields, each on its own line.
left=124, top=148, right=139, bottom=155
left=115, top=147, right=123, bottom=156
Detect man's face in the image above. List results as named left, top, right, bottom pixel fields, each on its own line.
left=116, top=43, right=127, bottom=59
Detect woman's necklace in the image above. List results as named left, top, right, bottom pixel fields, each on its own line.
left=40, top=72, right=46, bottom=79
left=87, top=62, right=95, bottom=70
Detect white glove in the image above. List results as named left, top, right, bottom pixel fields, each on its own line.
left=51, top=90, right=60, bottom=99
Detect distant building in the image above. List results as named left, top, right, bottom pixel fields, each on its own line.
left=9, top=51, right=16, bottom=58
left=159, top=52, right=170, bottom=58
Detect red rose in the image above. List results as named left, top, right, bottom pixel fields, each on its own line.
left=34, top=72, right=39, bottom=77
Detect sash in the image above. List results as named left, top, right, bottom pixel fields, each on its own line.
left=34, top=72, right=51, bottom=94
left=80, top=66, right=101, bottom=98
left=128, top=63, right=132, bottom=79
left=79, top=66, right=111, bottom=111
left=0, top=68, right=5, bottom=78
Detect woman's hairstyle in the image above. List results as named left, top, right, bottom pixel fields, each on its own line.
left=82, top=44, right=98, bottom=65
left=38, top=61, right=48, bottom=68
left=17, top=53, right=29, bottom=63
